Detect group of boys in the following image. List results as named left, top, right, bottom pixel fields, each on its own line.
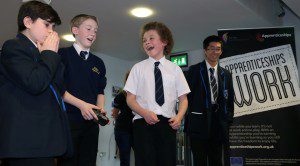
left=0, top=1, right=234, bottom=166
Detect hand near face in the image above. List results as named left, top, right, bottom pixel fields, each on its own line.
left=37, top=31, right=60, bottom=53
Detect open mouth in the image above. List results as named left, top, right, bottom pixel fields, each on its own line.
left=87, top=38, right=93, bottom=42
left=147, top=46, right=154, bottom=51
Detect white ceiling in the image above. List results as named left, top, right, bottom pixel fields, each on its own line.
left=0, top=0, right=298, bottom=61
left=282, top=0, right=300, bottom=18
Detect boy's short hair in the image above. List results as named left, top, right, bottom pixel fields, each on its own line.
left=203, top=35, right=223, bottom=50
left=70, top=14, right=98, bottom=36
left=18, top=0, right=61, bottom=32
left=141, top=22, right=174, bottom=55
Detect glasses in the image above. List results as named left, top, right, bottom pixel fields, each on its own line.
left=206, top=47, right=222, bottom=53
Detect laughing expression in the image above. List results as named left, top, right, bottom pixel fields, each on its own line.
left=142, top=30, right=167, bottom=60
left=72, top=18, right=98, bottom=49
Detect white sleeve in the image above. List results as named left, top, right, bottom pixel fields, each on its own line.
left=175, top=66, right=191, bottom=97
left=124, top=64, right=139, bottom=95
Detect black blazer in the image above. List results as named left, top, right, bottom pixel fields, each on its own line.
left=0, top=34, right=72, bottom=158
left=184, top=60, right=234, bottom=141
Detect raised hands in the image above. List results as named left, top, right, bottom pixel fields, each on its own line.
left=37, top=31, right=60, bottom=53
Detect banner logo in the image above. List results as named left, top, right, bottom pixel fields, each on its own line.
left=220, top=44, right=300, bottom=117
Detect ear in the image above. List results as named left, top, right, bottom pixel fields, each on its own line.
left=162, top=40, right=167, bottom=47
left=23, top=16, right=33, bottom=29
left=72, top=27, right=79, bottom=35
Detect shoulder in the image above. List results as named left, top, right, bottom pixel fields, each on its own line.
left=188, top=62, right=201, bottom=72
left=132, top=59, right=149, bottom=70
left=58, top=46, right=72, bottom=55
left=220, top=66, right=231, bottom=76
left=2, top=38, right=23, bottom=51
left=90, top=53, right=105, bottom=64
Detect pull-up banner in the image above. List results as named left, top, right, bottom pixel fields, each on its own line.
left=218, top=27, right=300, bottom=166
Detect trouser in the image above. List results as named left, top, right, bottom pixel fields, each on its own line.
left=115, top=130, right=133, bottom=166
left=2, top=158, right=55, bottom=166
left=133, top=115, right=177, bottom=166
left=57, top=120, right=99, bottom=166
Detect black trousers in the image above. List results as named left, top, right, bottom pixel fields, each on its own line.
left=133, top=116, right=177, bottom=166
left=2, top=158, right=54, bottom=166
left=57, top=121, right=99, bottom=166
left=190, top=111, right=230, bottom=166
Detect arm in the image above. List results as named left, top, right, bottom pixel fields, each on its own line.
left=1, top=33, right=60, bottom=94
left=111, top=108, right=120, bottom=118
left=97, top=94, right=106, bottom=114
left=227, top=72, right=235, bottom=124
left=169, top=94, right=188, bottom=130
left=63, top=91, right=100, bottom=120
left=126, top=91, right=159, bottom=125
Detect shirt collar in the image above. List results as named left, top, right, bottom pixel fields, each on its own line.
left=73, top=43, right=90, bottom=57
left=205, top=60, right=218, bottom=72
left=148, top=56, right=166, bottom=66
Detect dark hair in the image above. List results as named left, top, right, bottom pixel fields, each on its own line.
left=18, top=1, right=61, bottom=32
left=141, top=21, right=174, bottom=55
left=70, top=14, right=98, bottom=37
left=203, top=35, right=223, bottom=49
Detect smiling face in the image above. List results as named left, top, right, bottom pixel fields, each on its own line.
left=72, top=18, right=98, bottom=49
left=204, top=42, right=222, bottom=67
left=23, top=17, right=55, bottom=44
left=142, top=30, right=167, bottom=60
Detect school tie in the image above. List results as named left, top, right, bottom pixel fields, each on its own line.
left=154, top=62, right=165, bottom=106
left=209, top=68, right=218, bottom=102
left=80, top=51, right=88, bottom=60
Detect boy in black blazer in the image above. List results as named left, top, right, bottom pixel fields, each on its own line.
left=184, top=35, right=234, bottom=166
left=0, top=1, right=69, bottom=166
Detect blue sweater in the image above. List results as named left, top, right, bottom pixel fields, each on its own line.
left=59, top=46, right=107, bottom=121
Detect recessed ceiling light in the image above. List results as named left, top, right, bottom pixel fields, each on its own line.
left=130, top=7, right=153, bottom=18
left=62, top=34, right=75, bottom=42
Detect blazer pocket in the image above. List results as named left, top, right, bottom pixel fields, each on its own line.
left=187, top=112, right=207, bottom=134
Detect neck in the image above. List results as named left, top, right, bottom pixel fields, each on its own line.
left=75, top=41, right=89, bottom=50
left=207, top=61, right=218, bottom=68
left=22, top=31, right=37, bottom=44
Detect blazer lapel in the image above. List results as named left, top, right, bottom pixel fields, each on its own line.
left=200, top=61, right=211, bottom=102
left=218, top=66, right=225, bottom=100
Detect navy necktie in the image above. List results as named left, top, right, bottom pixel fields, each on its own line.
left=209, top=68, right=218, bottom=102
left=80, top=51, right=88, bottom=60
left=154, top=62, right=165, bottom=106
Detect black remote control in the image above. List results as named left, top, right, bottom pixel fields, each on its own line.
left=92, top=109, right=109, bottom=126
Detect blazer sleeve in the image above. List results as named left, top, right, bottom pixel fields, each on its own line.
left=1, top=40, right=61, bottom=95
left=227, top=71, right=235, bottom=124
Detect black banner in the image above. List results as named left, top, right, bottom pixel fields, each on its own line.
left=218, top=27, right=300, bottom=166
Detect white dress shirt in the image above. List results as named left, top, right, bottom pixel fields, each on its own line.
left=124, top=56, right=190, bottom=120
left=73, top=43, right=90, bottom=59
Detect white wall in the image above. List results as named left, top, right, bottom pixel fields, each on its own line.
left=94, top=52, right=136, bottom=166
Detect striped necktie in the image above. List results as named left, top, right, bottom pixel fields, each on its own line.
left=154, top=62, right=165, bottom=106
left=80, top=51, right=88, bottom=60
left=209, top=68, right=218, bottom=102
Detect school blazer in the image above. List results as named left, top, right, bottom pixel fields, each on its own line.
left=0, top=34, right=72, bottom=158
left=184, top=60, right=234, bottom=140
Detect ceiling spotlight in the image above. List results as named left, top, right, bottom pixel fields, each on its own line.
left=62, top=34, right=75, bottom=42
left=22, top=0, right=52, bottom=4
left=130, top=7, right=153, bottom=18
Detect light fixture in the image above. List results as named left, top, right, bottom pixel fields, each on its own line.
left=130, top=7, right=153, bottom=18
left=62, top=34, right=75, bottom=42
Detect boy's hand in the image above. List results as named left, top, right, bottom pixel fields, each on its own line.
left=169, top=115, right=182, bottom=130
left=79, top=102, right=100, bottom=121
left=111, top=108, right=119, bottom=118
left=144, top=110, right=159, bottom=125
left=37, top=31, right=60, bottom=53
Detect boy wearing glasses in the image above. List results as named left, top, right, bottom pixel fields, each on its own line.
left=184, top=35, right=234, bottom=166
